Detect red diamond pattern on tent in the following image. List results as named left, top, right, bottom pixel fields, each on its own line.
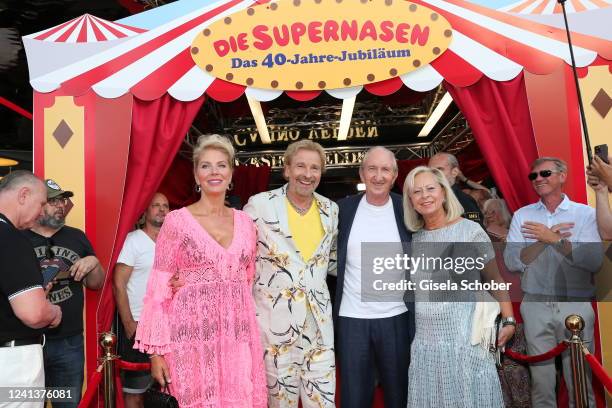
left=52, top=119, right=74, bottom=148
left=591, top=88, right=612, bottom=118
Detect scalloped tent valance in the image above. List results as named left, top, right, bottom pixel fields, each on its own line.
left=23, top=0, right=612, bottom=103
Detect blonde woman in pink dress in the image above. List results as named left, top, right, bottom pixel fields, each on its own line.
left=134, top=134, right=267, bottom=408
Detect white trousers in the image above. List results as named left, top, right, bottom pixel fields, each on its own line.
left=0, top=344, right=45, bottom=408
left=263, top=309, right=336, bottom=408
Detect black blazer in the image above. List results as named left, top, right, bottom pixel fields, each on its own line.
left=332, top=192, right=413, bottom=322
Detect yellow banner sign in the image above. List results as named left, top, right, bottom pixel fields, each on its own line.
left=191, top=0, right=452, bottom=90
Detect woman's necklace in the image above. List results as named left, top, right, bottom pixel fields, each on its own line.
left=287, top=196, right=313, bottom=216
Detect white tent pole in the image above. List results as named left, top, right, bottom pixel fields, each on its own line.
left=246, top=96, right=271, bottom=144
left=337, top=95, right=356, bottom=141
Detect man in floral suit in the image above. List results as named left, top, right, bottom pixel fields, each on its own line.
left=244, top=139, right=338, bottom=408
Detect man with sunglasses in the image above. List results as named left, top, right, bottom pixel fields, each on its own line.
left=23, top=179, right=105, bottom=408
left=1, top=171, right=62, bottom=408
left=504, top=157, right=603, bottom=407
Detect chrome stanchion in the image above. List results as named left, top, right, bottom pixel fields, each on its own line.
left=99, top=332, right=118, bottom=408
left=565, top=315, right=589, bottom=408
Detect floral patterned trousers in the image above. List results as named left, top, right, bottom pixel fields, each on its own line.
left=264, top=308, right=336, bottom=408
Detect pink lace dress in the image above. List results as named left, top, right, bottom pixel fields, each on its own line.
left=134, top=207, right=267, bottom=408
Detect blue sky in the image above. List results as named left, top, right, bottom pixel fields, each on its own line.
left=118, top=0, right=221, bottom=29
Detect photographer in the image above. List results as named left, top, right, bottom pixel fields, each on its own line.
left=586, top=155, right=612, bottom=240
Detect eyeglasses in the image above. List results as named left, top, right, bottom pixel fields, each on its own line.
left=48, top=197, right=69, bottom=207
left=410, top=185, right=441, bottom=197
left=45, top=238, right=55, bottom=260
left=528, top=170, right=560, bottom=181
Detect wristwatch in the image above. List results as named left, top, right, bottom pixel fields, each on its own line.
left=555, top=238, right=569, bottom=248
left=501, top=316, right=517, bottom=327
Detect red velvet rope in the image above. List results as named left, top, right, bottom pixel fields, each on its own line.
left=116, top=359, right=151, bottom=371
left=584, top=353, right=612, bottom=394
left=78, top=361, right=150, bottom=407
left=77, top=370, right=103, bottom=408
left=114, top=364, right=125, bottom=408
left=504, top=342, right=568, bottom=363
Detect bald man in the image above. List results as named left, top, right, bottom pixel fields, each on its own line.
left=428, top=152, right=484, bottom=225
left=114, top=193, right=169, bottom=408
left=335, top=147, right=414, bottom=408
left=0, top=171, right=62, bottom=408
left=24, top=179, right=105, bottom=408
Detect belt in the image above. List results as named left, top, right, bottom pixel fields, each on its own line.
left=523, top=294, right=592, bottom=302
left=0, top=334, right=45, bottom=348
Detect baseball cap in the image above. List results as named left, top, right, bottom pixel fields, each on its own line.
left=45, top=179, right=74, bottom=200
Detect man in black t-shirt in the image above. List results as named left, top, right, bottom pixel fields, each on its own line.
left=0, top=171, right=62, bottom=406
left=429, top=152, right=484, bottom=226
left=24, top=179, right=105, bottom=408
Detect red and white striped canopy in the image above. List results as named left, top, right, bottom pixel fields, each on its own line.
left=27, top=0, right=612, bottom=102
left=25, top=14, right=147, bottom=44
left=499, top=0, right=612, bottom=15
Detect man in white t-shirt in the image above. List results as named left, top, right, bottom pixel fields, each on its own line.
left=113, top=192, right=169, bottom=408
left=333, top=147, right=414, bottom=408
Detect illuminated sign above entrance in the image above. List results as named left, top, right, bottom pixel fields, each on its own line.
left=191, top=0, right=452, bottom=90
left=231, top=121, right=380, bottom=146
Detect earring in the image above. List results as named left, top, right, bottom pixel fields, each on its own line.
left=195, top=184, right=201, bottom=193
left=227, top=182, right=234, bottom=191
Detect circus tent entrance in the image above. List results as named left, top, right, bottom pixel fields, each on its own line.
left=22, top=0, right=611, bottom=406
left=157, top=84, right=490, bottom=206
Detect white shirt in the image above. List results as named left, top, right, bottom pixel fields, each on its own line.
left=503, top=195, right=603, bottom=297
left=117, top=229, right=156, bottom=321
left=339, top=196, right=408, bottom=318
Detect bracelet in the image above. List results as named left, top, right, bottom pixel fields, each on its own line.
left=149, top=354, right=162, bottom=359
left=501, top=316, right=517, bottom=327
left=555, top=238, right=570, bottom=248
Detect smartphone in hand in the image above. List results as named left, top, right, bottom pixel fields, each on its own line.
left=594, top=144, right=609, bottom=164
left=41, top=263, right=61, bottom=287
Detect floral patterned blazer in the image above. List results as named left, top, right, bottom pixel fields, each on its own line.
left=244, top=184, right=339, bottom=347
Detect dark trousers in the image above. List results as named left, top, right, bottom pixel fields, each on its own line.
left=337, top=312, right=414, bottom=408
left=44, top=334, right=84, bottom=408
